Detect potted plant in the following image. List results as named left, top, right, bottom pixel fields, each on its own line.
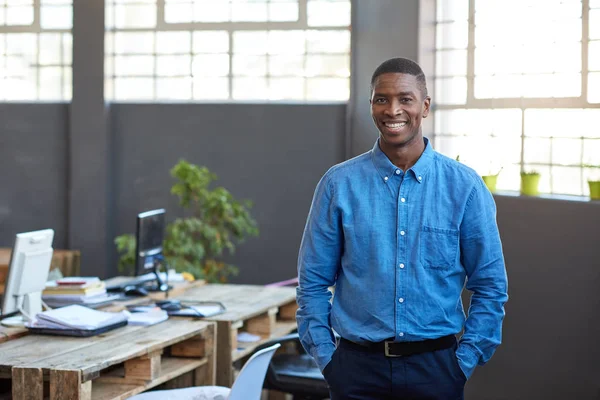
left=520, top=170, right=541, bottom=196
left=115, top=160, right=259, bottom=283
left=585, top=164, right=600, bottom=201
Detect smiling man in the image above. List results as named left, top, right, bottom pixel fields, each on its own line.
left=296, top=58, right=508, bottom=399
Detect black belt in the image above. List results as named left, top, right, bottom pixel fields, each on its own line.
left=339, top=335, right=456, bottom=357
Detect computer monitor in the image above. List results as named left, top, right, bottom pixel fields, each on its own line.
left=0, top=229, right=54, bottom=327
left=135, top=209, right=169, bottom=292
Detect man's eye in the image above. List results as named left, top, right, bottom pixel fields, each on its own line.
left=375, top=98, right=386, bottom=103
left=401, top=98, right=412, bottom=103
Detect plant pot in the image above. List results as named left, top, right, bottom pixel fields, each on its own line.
left=520, top=174, right=540, bottom=196
left=482, top=175, right=498, bottom=193
left=589, top=180, right=600, bottom=200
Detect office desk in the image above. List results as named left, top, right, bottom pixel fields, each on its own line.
left=0, top=318, right=216, bottom=400
left=180, top=284, right=298, bottom=386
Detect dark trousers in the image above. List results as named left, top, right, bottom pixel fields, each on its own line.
left=323, top=339, right=466, bottom=400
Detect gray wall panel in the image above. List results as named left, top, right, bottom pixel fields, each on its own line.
left=0, top=104, right=68, bottom=248
left=110, top=103, right=346, bottom=283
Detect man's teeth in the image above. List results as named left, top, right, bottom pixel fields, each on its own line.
left=385, top=122, right=407, bottom=128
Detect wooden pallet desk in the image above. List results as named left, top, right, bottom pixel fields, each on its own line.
left=180, top=284, right=298, bottom=386
left=0, top=318, right=216, bottom=400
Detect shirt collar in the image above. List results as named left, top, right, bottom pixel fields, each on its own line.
left=371, top=136, right=435, bottom=183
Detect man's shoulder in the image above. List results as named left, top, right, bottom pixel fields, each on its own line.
left=433, top=151, right=481, bottom=185
left=323, top=151, right=372, bottom=181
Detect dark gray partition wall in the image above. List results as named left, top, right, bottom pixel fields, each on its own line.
left=0, top=104, right=69, bottom=248
left=110, top=103, right=346, bottom=282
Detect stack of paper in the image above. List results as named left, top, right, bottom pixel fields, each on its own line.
left=26, top=305, right=128, bottom=331
left=43, top=277, right=118, bottom=308
left=125, top=309, right=169, bottom=326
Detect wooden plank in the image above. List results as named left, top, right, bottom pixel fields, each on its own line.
left=5, top=319, right=214, bottom=382
left=12, top=367, right=43, bottom=400
left=92, top=358, right=207, bottom=400
left=50, top=369, right=91, bottom=400
left=180, top=284, right=297, bottom=323
left=246, top=307, right=278, bottom=336
left=170, top=328, right=213, bottom=358
left=124, top=349, right=162, bottom=381
left=216, top=320, right=234, bottom=387
left=278, top=301, right=298, bottom=321
left=233, top=320, right=297, bottom=362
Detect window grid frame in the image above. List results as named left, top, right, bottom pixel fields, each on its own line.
left=0, top=0, right=72, bottom=101
left=433, top=0, right=600, bottom=197
left=105, top=0, right=351, bottom=102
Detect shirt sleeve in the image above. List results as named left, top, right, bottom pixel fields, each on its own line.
left=296, top=172, right=342, bottom=372
left=456, top=178, right=509, bottom=379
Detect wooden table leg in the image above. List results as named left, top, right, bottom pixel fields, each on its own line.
left=216, top=320, right=235, bottom=387
left=12, top=367, right=43, bottom=400
left=50, top=370, right=91, bottom=400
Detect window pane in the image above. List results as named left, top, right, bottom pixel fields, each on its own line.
left=268, top=30, right=305, bottom=55
left=306, top=77, right=348, bottom=100
left=306, top=30, right=350, bottom=53
left=437, top=0, right=468, bottom=22
left=39, top=33, right=62, bottom=65
left=435, top=77, right=466, bottom=104
left=41, top=5, right=72, bottom=29
left=157, top=55, right=191, bottom=76
left=39, top=66, right=62, bottom=99
left=114, top=32, right=154, bottom=54
left=165, top=2, right=193, bottom=23
left=6, top=6, right=34, bottom=25
left=193, top=77, right=229, bottom=100
left=232, top=0, right=268, bottom=22
left=269, top=77, right=304, bottom=100
left=115, top=4, right=156, bottom=28
left=233, top=31, right=268, bottom=55
left=305, top=54, right=349, bottom=77
left=193, top=0, right=229, bottom=22
left=583, top=139, right=600, bottom=165
left=156, top=31, right=191, bottom=54
left=156, top=77, right=192, bottom=99
left=526, top=109, right=600, bottom=139
left=436, top=50, right=467, bottom=76
left=552, top=138, right=582, bottom=166
left=233, top=77, right=268, bottom=99
left=114, top=55, right=155, bottom=76
left=551, top=166, right=582, bottom=195
left=590, top=9, right=600, bottom=39
left=590, top=72, right=600, bottom=102
left=192, top=54, right=229, bottom=77
left=436, top=22, right=468, bottom=49
left=307, top=0, right=350, bottom=27
left=524, top=138, right=551, bottom=164
left=193, top=31, right=229, bottom=53
left=1, top=78, right=36, bottom=100
left=590, top=41, right=600, bottom=71
left=496, top=164, right=520, bottom=192
left=232, top=55, right=267, bottom=76
left=115, top=77, right=154, bottom=100
left=269, top=1, right=298, bottom=21
left=63, top=33, right=72, bottom=64
left=269, top=55, right=304, bottom=76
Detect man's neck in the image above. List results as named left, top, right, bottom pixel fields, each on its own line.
left=379, top=136, right=425, bottom=171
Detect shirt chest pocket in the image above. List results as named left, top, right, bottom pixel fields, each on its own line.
left=420, top=226, right=459, bottom=269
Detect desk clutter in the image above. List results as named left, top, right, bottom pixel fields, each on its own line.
left=42, top=276, right=121, bottom=308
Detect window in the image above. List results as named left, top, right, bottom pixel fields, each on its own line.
left=0, top=0, right=72, bottom=101
left=105, top=0, right=351, bottom=102
left=433, top=0, right=600, bottom=196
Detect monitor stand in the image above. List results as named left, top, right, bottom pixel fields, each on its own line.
left=1, top=315, right=26, bottom=328
left=0, top=293, right=41, bottom=327
left=145, top=259, right=172, bottom=293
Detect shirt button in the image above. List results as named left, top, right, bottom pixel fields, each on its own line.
left=400, top=230, right=405, bottom=236
left=399, top=263, right=405, bottom=269
left=399, top=298, right=404, bottom=303
left=395, top=170, right=401, bottom=175
left=384, top=176, right=388, bottom=181
left=399, top=332, right=404, bottom=337
left=400, top=197, right=406, bottom=203
left=418, top=176, right=422, bottom=181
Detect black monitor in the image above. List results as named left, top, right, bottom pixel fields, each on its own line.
left=135, top=208, right=169, bottom=292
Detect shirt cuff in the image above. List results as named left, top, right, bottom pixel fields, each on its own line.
left=455, top=343, right=480, bottom=380
left=311, top=342, right=337, bottom=372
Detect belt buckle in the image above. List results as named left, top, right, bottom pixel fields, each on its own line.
left=384, top=341, right=402, bottom=357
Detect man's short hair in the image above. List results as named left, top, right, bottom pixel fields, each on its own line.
left=370, top=57, right=428, bottom=97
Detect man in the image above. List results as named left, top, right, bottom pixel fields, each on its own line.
left=296, top=57, right=508, bottom=400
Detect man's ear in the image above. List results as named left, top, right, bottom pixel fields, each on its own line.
left=422, top=96, right=431, bottom=118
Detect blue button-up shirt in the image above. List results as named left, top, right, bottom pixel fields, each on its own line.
left=296, top=137, right=508, bottom=379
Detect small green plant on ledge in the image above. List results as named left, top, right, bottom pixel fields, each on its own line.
left=520, top=170, right=541, bottom=196
left=584, top=164, right=600, bottom=200
left=115, top=160, right=259, bottom=283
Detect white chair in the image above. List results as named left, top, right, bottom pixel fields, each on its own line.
left=128, top=343, right=281, bottom=400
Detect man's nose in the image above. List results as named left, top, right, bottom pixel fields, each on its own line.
left=384, top=101, right=402, bottom=116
